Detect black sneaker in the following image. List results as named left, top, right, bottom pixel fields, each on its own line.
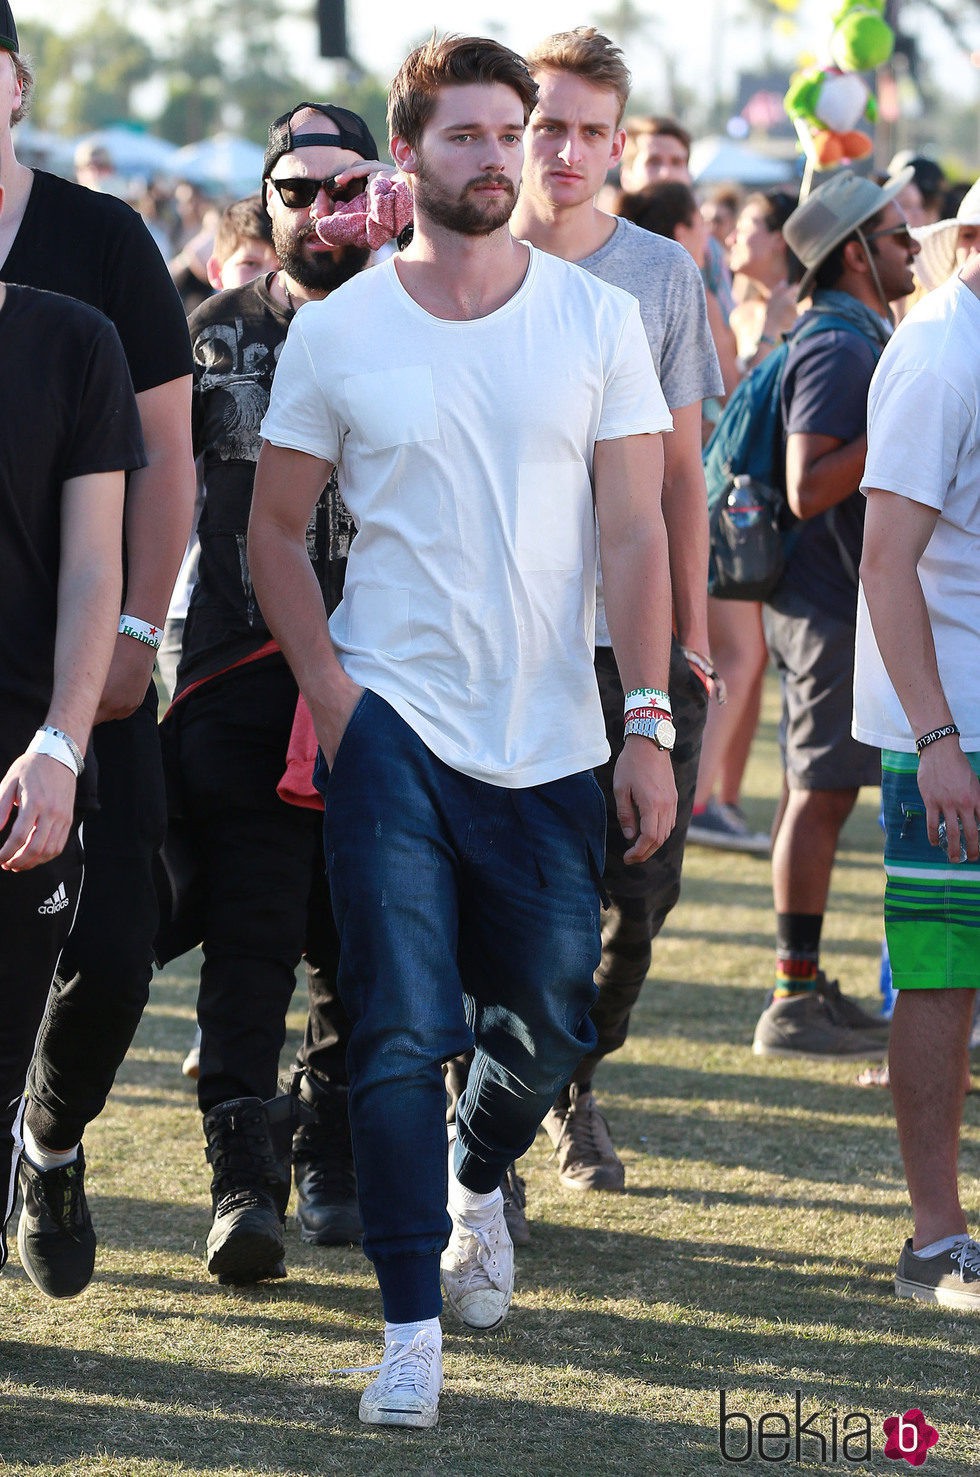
left=291, top=1076, right=362, bottom=1247
left=500, top=1163, right=531, bottom=1246
left=17, top=1147, right=97, bottom=1299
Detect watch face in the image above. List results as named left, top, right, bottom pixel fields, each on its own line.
left=654, top=718, right=676, bottom=751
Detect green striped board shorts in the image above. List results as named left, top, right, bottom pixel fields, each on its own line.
left=882, top=749, right=980, bottom=990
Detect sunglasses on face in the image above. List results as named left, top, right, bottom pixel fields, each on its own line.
left=863, top=223, right=915, bottom=251
left=266, top=173, right=363, bottom=209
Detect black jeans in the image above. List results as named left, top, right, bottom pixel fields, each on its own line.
left=162, top=657, right=348, bottom=1113
left=27, top=686, right=165, bottom=1151
left=0, top=826, right=84, bottom=1264
left=574, top=636, right=707, bottom=1083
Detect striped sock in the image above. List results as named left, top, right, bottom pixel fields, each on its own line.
left=774, top=912, right=822, bottom=998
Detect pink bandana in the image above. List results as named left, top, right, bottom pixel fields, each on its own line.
left=313, top=174, right=414, bottom=251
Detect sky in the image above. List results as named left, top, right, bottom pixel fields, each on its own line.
left=10, top=0, right=980, bottom=117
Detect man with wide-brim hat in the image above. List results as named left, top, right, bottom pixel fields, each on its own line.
left=912, top=178, right=980, bottom=293
left=752, top=168, right=921, bottom=1061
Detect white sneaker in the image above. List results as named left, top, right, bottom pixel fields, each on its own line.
left=441, top=1196, right=514, bottom=1331
left=358, top=1329, right=443, bottom=1428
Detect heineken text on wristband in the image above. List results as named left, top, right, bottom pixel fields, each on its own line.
left=118, top=614, right=163, bottom=650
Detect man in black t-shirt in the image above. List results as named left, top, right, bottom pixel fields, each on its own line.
left=753, top=171, right=920, bottom=1060
left=162, top=102, right=375, bottom=1287
left=0, top=281, right=143, bottom=1289
left=1, top=13, right=195, bottom=1299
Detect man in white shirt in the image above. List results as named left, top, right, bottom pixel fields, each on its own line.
left=856, top=252, right=980, bottom=1310
left=249, top=34, right=676, bottom=1429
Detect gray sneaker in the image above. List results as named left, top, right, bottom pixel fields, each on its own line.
left=687, top=798, right=770, bottom=856
left=815, top=972, right=890, bottom=1032
left=753, top=992, right=887, bottom=1059
left=542, top=1085, right=626, bottom=1191
left=895, top=1236, right=980, bottom=1311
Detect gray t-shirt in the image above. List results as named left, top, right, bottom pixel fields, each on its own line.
left=578, top=215, right=723, bottom=645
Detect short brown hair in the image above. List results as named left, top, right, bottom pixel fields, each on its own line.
left=617, top=181, right=698, bottom=241
left=525, top=27, right=631, bottom=125
left=214, top=195, right=274, bottom=265
left=387, top=33, right=538, bottom=151
left=9, top=50, right=33, bottom=125
left=621, top=115, right=691, bottom=174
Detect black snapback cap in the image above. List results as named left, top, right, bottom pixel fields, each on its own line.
left=1, top=1, right=18, bottom=52
left=263, top=103, right=378, bottom=177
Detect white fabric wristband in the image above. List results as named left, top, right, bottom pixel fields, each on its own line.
left=27, top=726, right=84, bottom=778
left=118, top=614, right=163, bottom=650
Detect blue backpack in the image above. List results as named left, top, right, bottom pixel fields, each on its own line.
left=703, top=311, right=874, bottom=601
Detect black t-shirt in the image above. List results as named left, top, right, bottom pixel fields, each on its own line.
left=0, top=285, right=146, bottom=804
left=775, top=317, right=882, bottom=618
left=1, top=171, right=192, bottom=393
left=176, top=274, right=352, bottom=695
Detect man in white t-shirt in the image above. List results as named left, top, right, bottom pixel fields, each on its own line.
left=856, top=252, right=980, bottom=1310
left=248, top=35, right=676, bottom=1429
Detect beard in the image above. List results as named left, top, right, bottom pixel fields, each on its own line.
left=273, top=218, right=369, bottom=293
left=413, top=159, right=517, bottom=238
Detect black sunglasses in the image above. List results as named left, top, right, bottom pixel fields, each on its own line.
left=863, top=223, right=915, bottom=250
left=266, top=174, right=363, bottom=210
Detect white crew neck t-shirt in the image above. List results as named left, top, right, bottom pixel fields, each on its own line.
left=261, top=245, right=672, bottom=788
left=853, top=274, right=980, bottom=752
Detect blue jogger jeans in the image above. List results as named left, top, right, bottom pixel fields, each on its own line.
left=317, top=691, right=603, bottom=1322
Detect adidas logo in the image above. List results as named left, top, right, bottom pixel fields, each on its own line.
left=38, top=883, right=70, bottom=915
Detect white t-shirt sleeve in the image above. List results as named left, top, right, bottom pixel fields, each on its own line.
left=260, top=311, right=345, bottom=465
left=596, top=300, right=673, bottom=443
left=863, top=363, right=971, bottom=513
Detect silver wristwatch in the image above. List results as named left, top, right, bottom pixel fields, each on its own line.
left=625, top=716, right=676, bottom=752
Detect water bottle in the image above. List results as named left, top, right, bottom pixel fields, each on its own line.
left=726, top=476, right=765, bottom=530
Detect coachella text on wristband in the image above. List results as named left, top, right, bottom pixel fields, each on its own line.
left=27, top=726, right=84, bottom=778
left=915, top=723, right=960, bottom=753
left=118, top=614, right=163, bottom=650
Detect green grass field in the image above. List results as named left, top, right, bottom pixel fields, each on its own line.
left=1, top=682, right=978, bottom=1476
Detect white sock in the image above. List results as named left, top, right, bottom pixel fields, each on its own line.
left=449, top=1179, right=503, bottom=1218
left=22, top=1123, right=78, bottom=1171
left=447, top=1128, right=503, bottom=1217
left=914, top=1233, right=971, bottom=1259
left=384, top=1316, right=442, bottom=1348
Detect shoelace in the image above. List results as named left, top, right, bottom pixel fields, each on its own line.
left=34, top=1164, right=85, bottom=1240
left=376, top=1333, right=439, bottom=1397
left=451, top=1218, right=508, bottom=1291
left=552, top=1097, right=609, bottom=1167
left=950, top=1238, right=980, bottom=1277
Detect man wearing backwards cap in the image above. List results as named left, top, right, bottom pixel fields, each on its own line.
left=161, top=103, right=382, bottom=1288
left=751, top=169, right=920, bottom=1061
left=0, top=5, right=196, bottom=1299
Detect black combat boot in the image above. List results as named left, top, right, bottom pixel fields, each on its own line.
left=203, top=1095, right=303, bottom=1285
left=291, top=1074, right=362, bottom=1246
